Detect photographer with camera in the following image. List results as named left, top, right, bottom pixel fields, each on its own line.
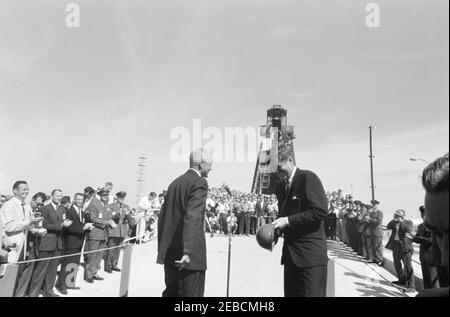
left=386, top=209, right=415, bottom=292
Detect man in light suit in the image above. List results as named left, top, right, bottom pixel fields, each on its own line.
left=29, top=189, right=72, bottom=297
left=272, top=147, right=329, bottom=297
left=84, top=187, right=116, bottom=283
left=157, top=148, right=212, bottom=297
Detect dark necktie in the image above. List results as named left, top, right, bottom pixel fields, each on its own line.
left=285, top=179, right=290, bottom=194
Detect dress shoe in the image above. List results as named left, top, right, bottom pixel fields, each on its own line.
left=376, top=261, right=384, bottom=267
left=112, top=267, right=121, bottom=272
left=85, top=277, right=94, bottom=284
left=93, top=274, right=104, bottom=281
left=392, top=280, right=405, bottom=286
left=55, top=287, right=68, bottom=295
left=105, top=269, right=113, bottom=274
left=67, top=287, right=81, bottom=290
left=404, top=288, right=416, bottom=293
left=43, top=292, right=60, bottom=297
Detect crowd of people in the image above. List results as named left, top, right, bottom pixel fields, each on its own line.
left=1, top=152, right=448, bottom=298
left=324, top=169, right=449, bottom=295
left=324, top=190, right=385, bottom=266
left=0, top=181, right=165, bottom=297
left=204, top=186, right=279, bottom=236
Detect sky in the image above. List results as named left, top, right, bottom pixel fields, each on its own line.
left=0, top=0, right=448, bottom=221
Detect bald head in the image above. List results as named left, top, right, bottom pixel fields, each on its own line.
left=190, top=148, right=213, bottom=178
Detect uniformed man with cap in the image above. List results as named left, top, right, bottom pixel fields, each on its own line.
left=104, top=191, right=132, bottom=273
left=84, top=187, right=116, bottom=283
left=369, top=199, right=384, bottom=266
left=362, top=204, right=373, bottom=261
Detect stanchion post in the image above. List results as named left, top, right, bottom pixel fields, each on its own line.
left=119, top=243, right=133, bottom=297
left=0, top=264, right=19, bottom=297
left=326, top=257, right=336, bottom=297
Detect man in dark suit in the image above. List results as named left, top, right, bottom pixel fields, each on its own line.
left=84, top=187, right=116, bottom=283
left=272, top=148, right=329, bottom=297
left=369, top=200, right=384, bottom=266
left=255, top=195, right=266, bottom=232
left=386, top=209, right=415, bottom=292
left=157, top=148, right=212, bottom=297
left=56, top=193, right=93, bottom=294
left=29, top=189, right=72, bottom=297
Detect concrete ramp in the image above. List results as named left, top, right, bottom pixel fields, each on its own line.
left=62, top=236, right=415, bottom=297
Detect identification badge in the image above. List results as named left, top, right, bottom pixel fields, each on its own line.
left=112, top=212, right=116, bottom=216
left=99, top=213, right=103, bottom=219
left=62, top=214, right=66, bottom=220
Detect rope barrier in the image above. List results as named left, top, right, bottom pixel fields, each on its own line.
left=9, top=234, right=149, bottom=265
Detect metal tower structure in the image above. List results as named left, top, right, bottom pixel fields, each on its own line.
left=251, top=105, right=296, bottom=195
left=137, top=156, right=148, bottom=205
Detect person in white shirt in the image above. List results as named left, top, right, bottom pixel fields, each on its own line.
left=0, top=181, right=42, bottom=264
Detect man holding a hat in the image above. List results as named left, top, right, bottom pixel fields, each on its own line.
left=272, top=147, right=328, bottom=297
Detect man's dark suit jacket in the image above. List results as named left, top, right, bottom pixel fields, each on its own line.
left=39, top=204, right=65, bottom=252
left=157, top=169, right=208, bottom=271
left=386, top=219, right=414, bottom=253
left=413, top=223, right=434, bottom=264
left=63, top=206, right=85, bottom=250
left=275, top=168, right=328, bottom=268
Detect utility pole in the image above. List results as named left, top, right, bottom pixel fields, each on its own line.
left=368, top=126, right=376, bottom=201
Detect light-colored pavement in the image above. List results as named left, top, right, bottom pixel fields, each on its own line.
left=65, top=235, right=416, bottom=297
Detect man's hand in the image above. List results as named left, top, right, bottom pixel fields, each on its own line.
left=83, top=223, right=94, bottom=231
left=30, top=217, right=43, bottom=225
left=62, top=219, right=73, bottom=228
left=272, top=217, right=289, bottom=231
left=108, top=220, right=117, bottom=228
left=174, top=255, right=190, bottom=271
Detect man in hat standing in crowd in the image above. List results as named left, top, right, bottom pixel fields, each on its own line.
left=157, top=148, right=212, bottom=297
left=386, top=209, right=415, bottom=292
left=84, top=187, right=116, bottom=283
left=272, top=147, right=328, bottom=297
left=362, top=204, right=374, bottom=262
left=104, top=191, right=131, bottom=273
left=369, top=200, right=384, bottom=266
